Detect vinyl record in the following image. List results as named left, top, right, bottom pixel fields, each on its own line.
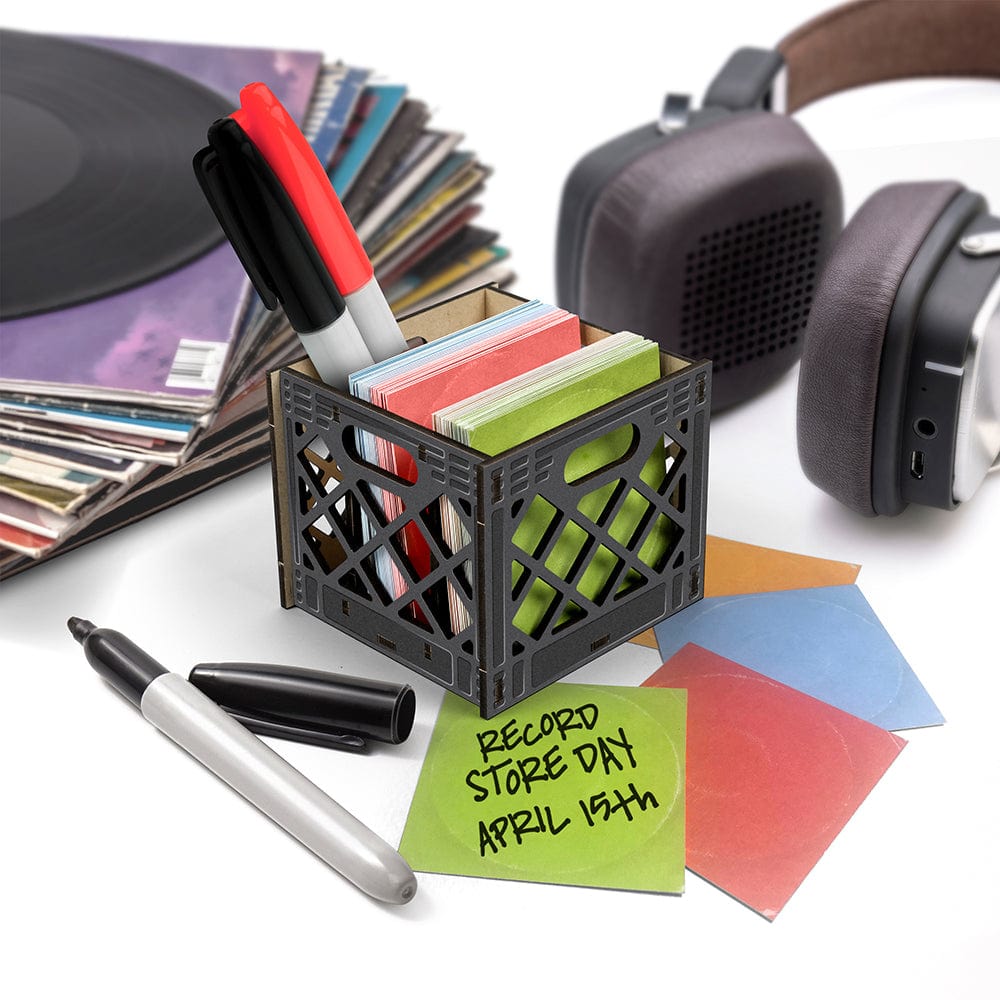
left=0, top=30, right=232, bottom=320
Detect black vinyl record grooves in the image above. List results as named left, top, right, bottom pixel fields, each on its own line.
left=0, top=30, right=233, bottom=320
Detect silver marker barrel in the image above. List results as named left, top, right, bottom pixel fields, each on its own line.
left=345, top=276, right=408, bottom=362
left=298, top=307, right=374, bottom=389
left=68, top=618, right=416, bottom=905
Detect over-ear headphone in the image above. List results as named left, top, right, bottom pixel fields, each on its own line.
left=556, top=0, right=1000, bottom=515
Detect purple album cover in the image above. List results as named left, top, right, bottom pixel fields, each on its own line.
left=0, top=35, right=322, bottom=409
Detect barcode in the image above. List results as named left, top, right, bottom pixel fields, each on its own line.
left=302, top=65, right=343, bottom=139
left=166, top=339, right=227, bottom=390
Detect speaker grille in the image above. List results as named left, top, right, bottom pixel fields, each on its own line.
left=679, top=201, right=822, bottom=371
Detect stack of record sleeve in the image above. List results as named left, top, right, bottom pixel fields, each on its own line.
left=0, top=30, right=512, bottom=580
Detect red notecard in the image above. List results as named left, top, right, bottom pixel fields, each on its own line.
left=374, top=310, right=581, bottom=483
left=643, top=643, right=906, bottom=920
left=373, top=310, right=580, bottom=587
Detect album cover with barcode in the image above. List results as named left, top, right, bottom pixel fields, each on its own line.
left=0, top=29, right=322, bottom=412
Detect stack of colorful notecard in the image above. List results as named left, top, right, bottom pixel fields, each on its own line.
left=350, top=299, right=673, bottom=634
left=645, top=539, right=943, bottom=917
left=350, top=300, right=579, bottom=605
left=398, top=536, right=944, bottom=920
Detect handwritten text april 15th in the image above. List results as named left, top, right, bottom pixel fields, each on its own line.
left=464, top=702, right=659, bottom=856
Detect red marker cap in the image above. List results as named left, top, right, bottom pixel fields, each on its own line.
left=232, top=82, right=373, bottom=296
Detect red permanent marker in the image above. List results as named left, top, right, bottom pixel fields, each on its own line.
left=233, top=83, right=407, bottom=362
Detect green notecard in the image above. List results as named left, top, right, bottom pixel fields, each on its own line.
left=455, top=339, right=658, bottom=454
left=399, top=683, right=687, bottom=893
left=434, top=333, right=672, bottom=637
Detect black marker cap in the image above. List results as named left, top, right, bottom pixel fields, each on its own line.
left=193, top=118, right=347, bottom=333
left=188, top=663, right=415, bottom=751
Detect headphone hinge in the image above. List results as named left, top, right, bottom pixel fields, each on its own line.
left=703, top=48, right=787, bottom=114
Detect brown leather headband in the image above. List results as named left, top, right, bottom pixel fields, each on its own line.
left=778, top=0, right=1000, bottom=112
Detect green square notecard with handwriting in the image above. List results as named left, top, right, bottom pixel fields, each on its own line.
left=399, top=683, right=686, bottom=893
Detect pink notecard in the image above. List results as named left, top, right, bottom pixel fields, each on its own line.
left=643, top=643, right=907, bottom=919
left=373, top=309, right=580, bottom=590
left=373, top=310, right=580, bottom=485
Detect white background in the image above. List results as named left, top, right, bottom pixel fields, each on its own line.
left=2, top=2, right=998, bottom=997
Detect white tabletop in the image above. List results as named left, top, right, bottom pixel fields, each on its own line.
left=3, top=3, right=998, bottom=997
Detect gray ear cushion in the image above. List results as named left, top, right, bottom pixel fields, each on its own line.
left=796, top=180, right=963, bottom=514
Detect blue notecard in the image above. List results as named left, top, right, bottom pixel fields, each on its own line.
left=653, top=584, right=943, bottom=730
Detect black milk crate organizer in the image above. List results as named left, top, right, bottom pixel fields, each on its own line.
left=269, top=286, right=711, bottom=718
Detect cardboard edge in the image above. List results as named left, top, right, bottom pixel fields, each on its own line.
left=267, top=368, right=295, bottom=609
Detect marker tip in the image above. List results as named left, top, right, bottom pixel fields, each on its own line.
left=67, top=617, right=95, bottom=643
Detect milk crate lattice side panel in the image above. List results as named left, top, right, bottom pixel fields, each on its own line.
left=279, top=371, right=483, bottom=701
left=476, top=362, right=710, bottom=716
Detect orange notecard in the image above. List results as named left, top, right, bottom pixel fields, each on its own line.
left=702, top=535, right=860, bottom=596
left=630, top=535, right=861, bottom=648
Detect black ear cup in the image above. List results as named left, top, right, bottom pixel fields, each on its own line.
left=796, top=181, right=965, bottom=515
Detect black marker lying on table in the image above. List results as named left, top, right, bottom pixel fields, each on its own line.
left=69, top=618, right=417, bottom=904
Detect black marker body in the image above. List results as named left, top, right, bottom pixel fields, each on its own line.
left=68, top=618, right=167, bottom=707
